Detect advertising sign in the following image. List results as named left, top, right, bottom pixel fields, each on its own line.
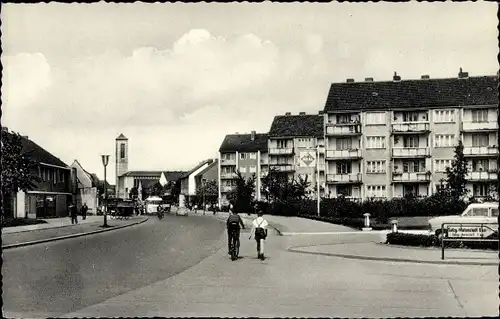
left=446, top=225, right=496, bottom=239
left=298, top=151, right=316, bottom=167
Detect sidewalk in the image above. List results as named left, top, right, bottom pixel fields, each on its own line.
left=2, top=216, right=148, bottom=248
left=289, top=242, right=499, bottom=266
left=2, top=216, right=105, bottom=234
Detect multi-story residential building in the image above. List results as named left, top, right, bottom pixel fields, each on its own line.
left=268, top=113, right=326, bottom=197
left=323, top=70, right=498, bottom=200
left=218, top=131, right=268, bottom=206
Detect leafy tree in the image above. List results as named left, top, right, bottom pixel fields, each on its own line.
left=129, top=186, right=138, bottom=199
left=444, top=140, right=469, bottom=201
left=196, top=179, right=218, bottom=205
left=227, top=171, right=256, bottom=214
left=261, top=168, right=310, bottom=202
left=150, top=182, right=164, bottom=196
left=1, top=132, right=42, bottom=218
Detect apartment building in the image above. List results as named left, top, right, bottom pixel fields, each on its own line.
left=218, top=131, right=268, bottom=206
left=268, top=113, right=326, bottom=197
left=322, top=70, right=498, bottom=200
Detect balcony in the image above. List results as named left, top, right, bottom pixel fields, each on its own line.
left=392, top=147, right=430, bottom=158
left=463, top=146, right=498, bottom=157
left=325, top=123, right=362, bottom=136
left=220, top=172, right=237, bottom=179
left=269, top=148, right=294, bottom=155
left=326, top=173, right=362, bottom=184
left=318, top=163, right=325, bottom=171
left=221, top=186, right=235, bottom=192
left=391, top=122, right=430, bottom=134
left=467, top=171, right=498, bottom=181
left=392, top=171, right=431, bottom=183
left=326, top=149, right=362, bottom=160
left=461, top=121, right=498, bottom=132
left=269, top=164, right=295, bottom=172
left=220, top=158, right=236, bottom=166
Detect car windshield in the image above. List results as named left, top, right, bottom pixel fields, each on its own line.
left=471, top=207, right=489, bottom=217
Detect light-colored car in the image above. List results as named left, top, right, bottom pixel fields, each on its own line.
left=428, top=202, right=498, bottom=238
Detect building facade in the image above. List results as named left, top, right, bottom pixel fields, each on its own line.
left=218, top=131, right=268, bottom=206
left=322, top=70, right=498, bottom=200
left=70, top=160, right=100, bottom=215
left=268, top=113, right=326, bottom=198
left=179, top=159, right=216, bottom=206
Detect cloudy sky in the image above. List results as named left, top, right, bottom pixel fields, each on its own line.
left=2, top=2, right=498, bottom=181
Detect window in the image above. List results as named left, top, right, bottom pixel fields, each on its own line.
left=366, top=185, right=386, bottom=198
left=435, top=159, right=452, bottom=172
left=53, top=170, right=57, bottom=184
left=249, top=153, right=257, bottom=160
left=403, top=184, right=419, bottom=197
left=403, top=136, right=419, bottom=148
left=120, top=143, right=126, bottom=159
left=297, top=138, right=312, bottom=148
left=491, top=208, right=499, bottom=217
left=366, top=136, right=386, bottom=148
left=471, top=207, right=489, bottom=217
left=402, top=112, right=419, bottom=122
left=472, top=109, right=488, bottom=123
left=366, top=161, right=386, bottom=173
left=239, top=153, right=247, bottom=160
left=222, top=153, right=235, bottom=160
left=336, top=138, right=352, bottom=150
left=434, top=109, right=455, bottom=123
left=472, top=134, right=488, bottom=147
left=277, top=140, right=288, bottom=149
left=434, top=134, right=455, bottom=147
left=336, top=114, right=350, bottom=124
left=365, top=112, right=385, bottom=125
left=402, top=160, right=425, bottom=173
left=337, top=185, right=352, bottom=197
left=473, top=184, right=488, bottom=197
left=472, top=159, right=489, bottom=172
left=249, top=166, right=257, bottom=173
left=337, top=161, right=352, bottom=174
left=239, top=166, right=247, bottom=173
left=277, top=157, right=288, bottom=165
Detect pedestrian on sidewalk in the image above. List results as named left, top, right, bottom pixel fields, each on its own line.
left=249, top=210, right=268, bottom=260
left=70, top=204, right=78, bottom=225
left=81, top=203, right=88, bottom=220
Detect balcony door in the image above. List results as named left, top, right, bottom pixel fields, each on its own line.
left=402, top=136, right=419, bottom=148
left=337, top=161, right=352, bottom=174
left=402, top=112, right=419, bottom=122
left=336, top=138, right=352, bottom=151
left=403, top=184, right=419, bottom=197
left=277, top=140, right=289, bottom=149
left=471, top=109, right=488, bottom=123
left=472, top=134, right=489, bottom=147
left=402, top=160, right=425, bottom=173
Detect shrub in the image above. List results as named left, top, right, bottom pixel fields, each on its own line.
left=1, top=217, right=48, bottom=228
left=386, top=232, right=499, bottom=250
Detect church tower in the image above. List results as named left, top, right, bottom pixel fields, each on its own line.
left=115, top=133, right=129, bottom=198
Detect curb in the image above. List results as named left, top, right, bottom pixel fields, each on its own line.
left=2, top=218, right=149, bottom=250
left=287, top=245, right=499, bottom=266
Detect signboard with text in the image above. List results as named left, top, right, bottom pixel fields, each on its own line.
left=445, top=224, right=496, bottom=239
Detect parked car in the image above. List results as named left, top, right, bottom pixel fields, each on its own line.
left=428, top=202, right=499, bottom=239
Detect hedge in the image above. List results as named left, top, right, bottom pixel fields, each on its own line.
left=1, top=218, right=48, bottom=228
left=386, top=232, right=499, bottom=250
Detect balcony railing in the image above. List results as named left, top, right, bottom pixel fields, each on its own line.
left=220, top=158, right=236, bottom=165
left=220, top=172, right=237, bottom=179
left=326, top=149, right=362, bottom=159
left=392, top=171, right=431, bottom=182
left=392, top=147, right=430, bottom=158
left=391, top=122, right=430, bottom=134
left=463, top=146, right=498, bottom=157
left=269, top=148, right=294, bottom=155
left=467, top=171, right=498, bottom=181
left=317, top=163, right=325, bottom=171
left=326, top=173, right=362, bottom=184
left=325, top=123, right=362, bottom=136
left=221, top=186, right=235, bottom=192
left=269, top=164, right=295, bottom=172
left=462, top=121, right=498, bottom=132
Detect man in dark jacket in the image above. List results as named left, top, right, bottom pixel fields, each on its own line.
left=70, top=204, right=78, bottom=224
left=81, top=203, right=88, bottom=220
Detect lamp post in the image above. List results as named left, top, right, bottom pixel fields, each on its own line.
left=202, top=178, right=206, bottom=215
left=316, top=145, right=321, bottom=217
left=101, top=154, right=110, bottom=227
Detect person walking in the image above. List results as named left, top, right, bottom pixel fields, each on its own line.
left=81, top=203, right=88, bottom=220
left=249, top=210, right=269, bottom=260
left=70, top=204, right=78, bottom=225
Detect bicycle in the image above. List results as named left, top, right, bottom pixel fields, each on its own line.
left=229, top=229, right=240, bottom=261
left=157, top=207, right=164, bottom=220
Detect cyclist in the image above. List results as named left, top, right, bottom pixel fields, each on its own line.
left=226, top=210, right=245, bottom=255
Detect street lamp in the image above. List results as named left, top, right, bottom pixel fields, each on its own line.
left=101, top=154, right=110, bottom=227
left=316, top=145, right=321, bottom=217
left=202, top=178, right=206, bottom=215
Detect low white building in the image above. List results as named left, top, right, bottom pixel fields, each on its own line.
left=70, top=160, right=100, bottom=215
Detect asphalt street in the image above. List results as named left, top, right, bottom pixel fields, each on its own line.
left=2, top=214, right=225, bottom=318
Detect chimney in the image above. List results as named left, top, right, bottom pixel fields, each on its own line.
left=393, top=72, right=401, bottom=81
left=365, top=77, right=374, bottom=82
left=285, top=112, right=291, bottom=116
left=299, top=112, right=306, bottom=115
left=346, top=78, right=355, bottom=83
left=458, top=67, right=469, bottom=79
left=250, top=130, right=256, bottom=141
left=421, top=75, right=430, bottom=80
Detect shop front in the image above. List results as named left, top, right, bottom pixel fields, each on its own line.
left=25, top=192, right=72, bottom=218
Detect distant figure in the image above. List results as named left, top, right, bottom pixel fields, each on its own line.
left=70, top=204, right=78, bottom=225
left=81, top=203, right=88, bottom=220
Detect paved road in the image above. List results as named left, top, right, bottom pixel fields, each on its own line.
left=2, top=214, right=225, bottom=318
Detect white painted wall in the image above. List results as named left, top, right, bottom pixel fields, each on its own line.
left=16, top=190, right=26, bottom=218
left=188, top=163, right=210, bottom=195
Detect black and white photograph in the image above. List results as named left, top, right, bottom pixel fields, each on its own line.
left=1, top=1, right=498, bottom=318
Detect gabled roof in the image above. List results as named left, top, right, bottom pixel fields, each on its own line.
left=181, top=159, right=214, bottom=179
left=323, top=75, right=499, bottom=112
left=116, top=133, right=128, bottom=140
left=72, top=160, right=100, bottom=187
left=3, top=131, right=68, bottom=168
left=268, top=114, right=324, bottom=138
left=195, top=160, right=218, bottom=178
left=162, top=171, right=187, bottom=182
left=219, top=133, right=268, bottom=152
